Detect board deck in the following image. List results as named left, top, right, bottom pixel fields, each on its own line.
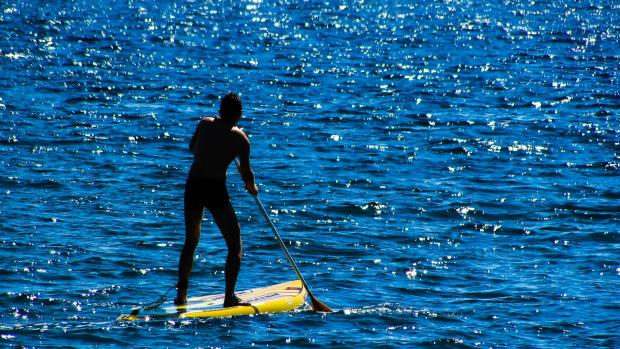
left=118, top=280, right=307, bottom=321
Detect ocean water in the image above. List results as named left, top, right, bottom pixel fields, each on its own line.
left=1, top=0, right=619, bottom=347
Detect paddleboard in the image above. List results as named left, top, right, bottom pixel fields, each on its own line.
left=118, top=280, right=307, bottom=321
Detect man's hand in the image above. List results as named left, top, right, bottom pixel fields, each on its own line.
left=245, top=183, right=259, bottom=196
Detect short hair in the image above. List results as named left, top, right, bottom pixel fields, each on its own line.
left=219, top=92, right=242, bottom=121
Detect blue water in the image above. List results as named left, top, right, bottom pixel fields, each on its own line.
left=1, top=0, right=619, bottom=347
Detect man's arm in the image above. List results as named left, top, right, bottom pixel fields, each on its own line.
left=189, top=131, right=197, bottom=153
left=237, top=138, right=258, bottom=196
left=189, top=120, right=202, bottom=153
left=189, top=118, right=213, bottom=153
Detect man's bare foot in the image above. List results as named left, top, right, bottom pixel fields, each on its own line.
left=223, top=295, right=251, bottom=308
left=174, top=289, right=187, bottom=306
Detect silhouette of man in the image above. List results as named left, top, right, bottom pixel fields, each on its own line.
left=175, top=92, right=258, bottom=307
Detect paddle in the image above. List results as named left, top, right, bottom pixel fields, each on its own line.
left=235, top=158, right=332, bottom=312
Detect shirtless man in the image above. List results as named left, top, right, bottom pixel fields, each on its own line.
left=175, top=92, right=258, bottom=307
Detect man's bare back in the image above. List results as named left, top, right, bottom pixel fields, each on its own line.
left=188, top=117, right=251, bottom=181
left=189, top=117, right=258, bottom=195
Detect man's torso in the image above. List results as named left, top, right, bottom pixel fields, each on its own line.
left=189, top=117, right=248, bottom=180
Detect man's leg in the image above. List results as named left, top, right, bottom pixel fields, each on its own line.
left=175, top=204, right=204, bottom=305
left=210, top=202, right=250, bottom=307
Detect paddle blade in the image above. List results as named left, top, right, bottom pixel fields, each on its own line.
left=310, top=296, right=333, bottom=312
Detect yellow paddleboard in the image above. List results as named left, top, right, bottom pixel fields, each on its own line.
left=118, top=280, right=307, bottom=321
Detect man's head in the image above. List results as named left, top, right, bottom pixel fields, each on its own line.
left=219, top=92, right=242, bottom=124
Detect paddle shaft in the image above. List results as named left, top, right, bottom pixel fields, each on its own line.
left=251, top=194, right=315, bottom=295
left=234, top=158, right=329, bottom=311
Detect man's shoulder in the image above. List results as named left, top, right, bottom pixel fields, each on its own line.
left=231, top=126, right=250, bottom=144
left=195, top=117, right=215, bottom=132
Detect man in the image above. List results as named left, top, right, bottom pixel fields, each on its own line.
left=175, top=92, right=258, bottom=307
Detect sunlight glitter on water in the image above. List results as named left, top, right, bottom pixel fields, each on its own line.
left=1, top=0, right=619, bottom=347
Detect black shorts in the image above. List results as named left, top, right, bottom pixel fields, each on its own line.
left=184, top=175, right=230, bottom=211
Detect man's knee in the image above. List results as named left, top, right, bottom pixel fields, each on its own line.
left=183, top=236, right=199, bottom=251
left=228, top=238, right=242, bottom=258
